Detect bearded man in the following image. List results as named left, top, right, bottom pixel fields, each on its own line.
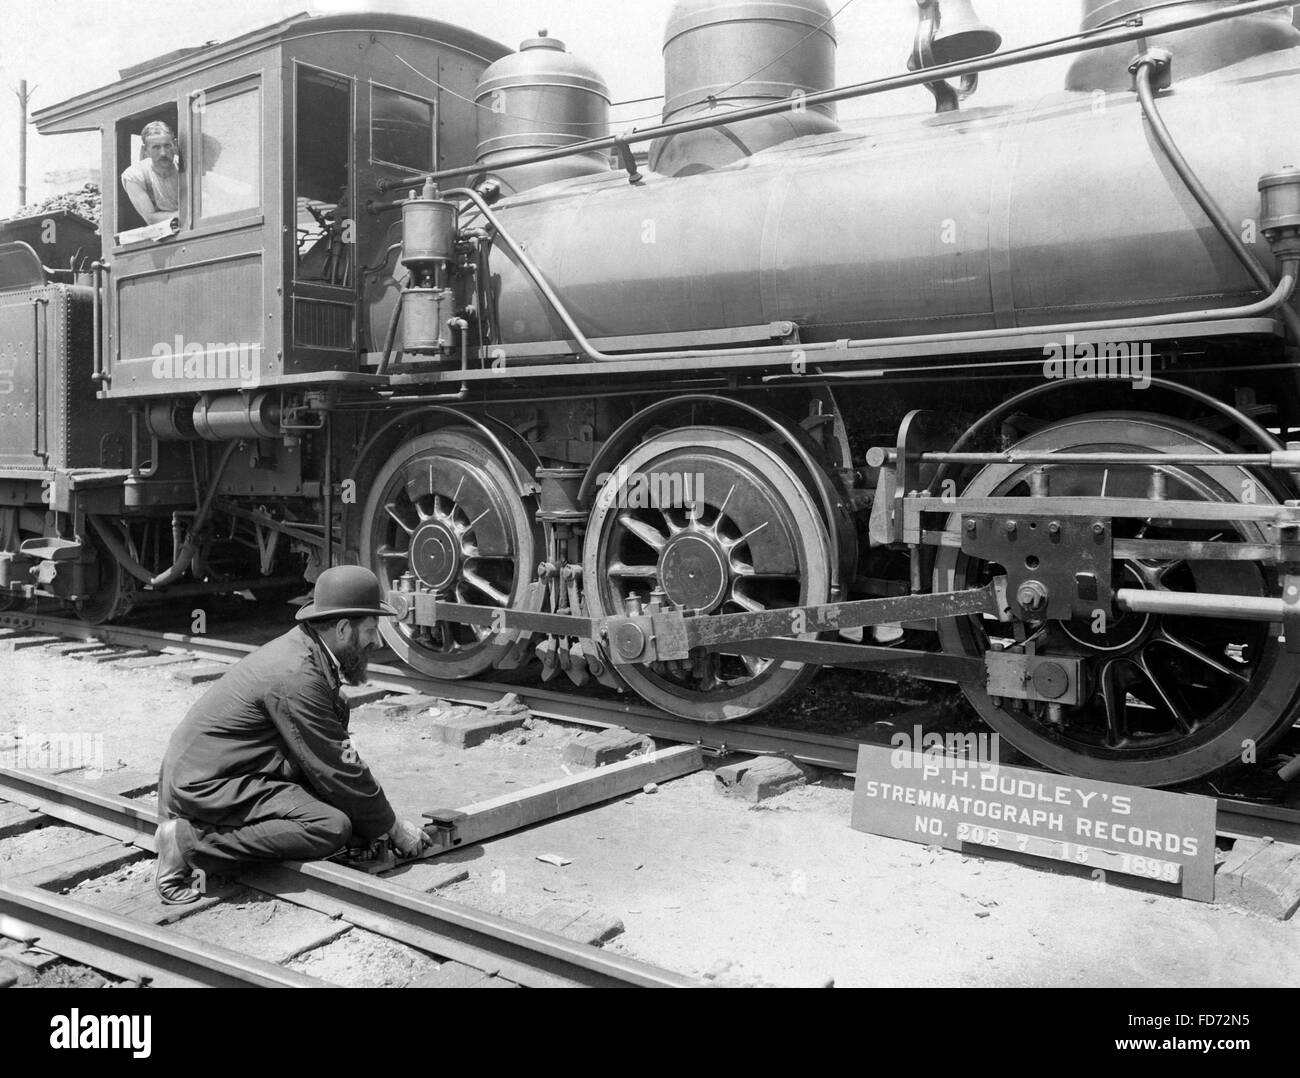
left=154, top=566, right=430, bottom=903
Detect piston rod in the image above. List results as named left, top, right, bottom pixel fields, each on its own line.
left=1116, top=588, right=1293, bottom=621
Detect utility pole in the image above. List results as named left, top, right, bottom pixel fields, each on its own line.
left=15, top=79, right=33, bottom=210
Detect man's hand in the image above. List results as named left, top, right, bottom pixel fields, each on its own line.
left=388, top=818, right=432, bottom=859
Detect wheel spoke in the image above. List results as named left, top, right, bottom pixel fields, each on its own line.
left=1098, top=660, right=1127, bottom=747
left=1154, top=626, right=1251, bottom=685
left=607, top=563, right=658, bottom=579
left=1134, top=651, right=1192, bottom=734
left=619, top=514, right=668, bottom=553
left=461, top=569, right=509, bottom=606
left=729, top=589, right=765, bottom=614
left=384, top=503, right=415, bottom=535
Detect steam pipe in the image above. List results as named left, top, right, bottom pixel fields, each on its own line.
left=379, top=0, right=1297, bottom=192
left=1133, top=54, right=1300, bottom=342
left=88, top=440, right=238, bottom=588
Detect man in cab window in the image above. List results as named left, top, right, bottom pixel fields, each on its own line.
left=120, top=120, right=180, bottom=225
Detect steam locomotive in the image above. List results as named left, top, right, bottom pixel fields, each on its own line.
left=4, top=0, right=1300, bottom=788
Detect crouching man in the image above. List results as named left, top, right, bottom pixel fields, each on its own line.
left=154, top=566, right=430, bottom=903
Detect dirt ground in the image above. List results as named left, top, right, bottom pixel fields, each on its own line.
left=3, top=642, right=1299, bottom=988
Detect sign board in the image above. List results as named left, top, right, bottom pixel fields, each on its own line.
left=850, top=744, right=1217, bottom=901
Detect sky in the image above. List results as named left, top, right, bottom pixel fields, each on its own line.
left=0, top=1, right=1097, bottom=216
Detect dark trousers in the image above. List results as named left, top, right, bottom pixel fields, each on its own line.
left=158, top=770, right=353, bottom=875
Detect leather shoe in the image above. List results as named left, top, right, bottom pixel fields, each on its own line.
left=154, top=819, right=202, bottom=905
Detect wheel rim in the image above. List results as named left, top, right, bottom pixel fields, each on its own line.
left=936, top=414, right=1300, bottom=785
left=583, top=426, right=830, bottom=721
left=361, top=430, right=540, bottom=680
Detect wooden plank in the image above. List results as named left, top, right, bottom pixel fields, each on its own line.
left=13, top=835, right=146, bottom=889
left=423, top=745, right=704, bottom=851
left=106, top=876, right=239, bottom=925
left=73, top=649, right=152, bottom=664
left=5, top=635, right=64, bottom=651
left=0, top=802, right=43, bottom=840
left=114, top=653, right=201, bottom=670
left=170, top=663, right=229, bottom=685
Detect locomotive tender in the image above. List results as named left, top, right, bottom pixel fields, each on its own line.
left=4, top=0, right=1300, bottom=787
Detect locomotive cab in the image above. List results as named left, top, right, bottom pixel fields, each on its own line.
left=32, top=11, right=507, bottom=399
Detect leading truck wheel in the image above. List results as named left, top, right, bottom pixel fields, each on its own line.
left=935, top=413, right=1300, bottom=787
left=360, top=429, right=542, bottom=680
left=583, top=426, right=832, bottom=722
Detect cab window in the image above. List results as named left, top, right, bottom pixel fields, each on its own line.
left=371, top=84, right=434, bottom=172
left=295, top=66, right=353, bottom=285
left=114, top=104, right=179, bottom=238
left=192, top=80, right=261, bottom=222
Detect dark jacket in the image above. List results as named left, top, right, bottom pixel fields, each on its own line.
left=159, top=625, right=396, bottom=839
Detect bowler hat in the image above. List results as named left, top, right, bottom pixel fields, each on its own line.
left=296, top=565, right=399, bottom=622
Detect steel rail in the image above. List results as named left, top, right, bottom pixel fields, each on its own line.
left=0, top=767, right=698, bottom=988
left=0, top=880, right=327, bottom=988
left=379, top=0, right=1299, bottom=191
left=4, top=617, right=1298, bottom=840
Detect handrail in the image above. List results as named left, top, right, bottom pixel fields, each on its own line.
left=90, top=260, right=108, bottom=387
left=31, top=297, right=47, bottom=460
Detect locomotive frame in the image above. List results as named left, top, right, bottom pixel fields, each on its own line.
left=4, top=2, right=1300, bottom=788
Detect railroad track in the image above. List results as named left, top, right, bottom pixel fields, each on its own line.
left=4, top=610, right=1299, bottom=846
left=0, top=765, right=700, bottom=988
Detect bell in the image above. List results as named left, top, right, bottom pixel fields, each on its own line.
left=929, top=0, right=1002, bottom=65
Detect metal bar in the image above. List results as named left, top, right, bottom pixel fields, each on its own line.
left=0, top=880, right=326, bottom=988
left=719, top=639, right=982, bottom=681
left=323, top=414, right=334, bottom=569
left=407, top=595, right=594, bottom=637
left=380, top=0, right=1297, bottom=191
left=918, top=529, right=1300, bottom=562
left=426, top=318, right=1281, bottom=383
left=91, top=261, right=107, bottom=387
left=30, top=298, right=45, bottom=459
left=1116, top=588, right=1286, bottom=621
left=907, top=496, right=1298, bottom=523
left=894, top=451, right=1300, bottom=468
left=683, top=585, right=1003, bottom=649
left=216, top=501, right=328, bottom=548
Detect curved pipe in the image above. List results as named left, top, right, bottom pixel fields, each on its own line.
left=1133, top=55, right=1300, bottom=342
left=89, top=440, right=238, bottom=588
left=448, top=184, right=1298, bottom=369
